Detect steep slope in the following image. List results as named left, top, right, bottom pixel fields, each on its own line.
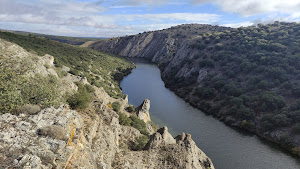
left=0, top=33, right=214, bottom=168
left=89, top=22, right=300, bottom=156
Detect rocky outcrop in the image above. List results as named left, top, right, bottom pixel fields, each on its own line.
left=145, top=126, right=176, bottom=149
left=114, top=126, right=214, bottom=169
left=0, top=99, right=214, bottom=169
left=136, top=99, right=151, bottom=123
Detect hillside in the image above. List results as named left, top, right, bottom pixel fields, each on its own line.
left=0, top=29, right=101, bottom=45
left=0, top=32, right=214, bottom=168
left=89, top=22, right=300, bottom=156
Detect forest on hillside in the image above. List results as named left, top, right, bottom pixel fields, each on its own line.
left=163, top=22, right=300, bottom=153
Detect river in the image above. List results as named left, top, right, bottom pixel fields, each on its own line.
left=120, top=59, right=300, bottom=169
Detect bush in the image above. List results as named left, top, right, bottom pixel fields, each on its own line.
left=119, top=113, right=131, bottom=126
left=69, top=69, right=80, bottom=76
left=67, top=83, right=92, bottom=109
left=118, top=114, right=150, bottom=135
left=126, top=105, right=135, bottom=113
left=17, top=104, right=41, bottom=115
left=132, top=135, right=149, bottom=151
left=112, top=101, right=121, bottom=112
left=55, top=67, right=67, bottom=78
left=85, top=84, right=95, bottom=93
left=130, top=115, right=149, bottom=135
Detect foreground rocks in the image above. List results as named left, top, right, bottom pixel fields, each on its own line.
left=0, top=100, right=214, bottom=169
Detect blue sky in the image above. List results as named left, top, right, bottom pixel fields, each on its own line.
left=0, top=0, right=300, bottom=37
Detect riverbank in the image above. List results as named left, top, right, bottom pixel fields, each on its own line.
left=121, top=60, right=300, bottom=169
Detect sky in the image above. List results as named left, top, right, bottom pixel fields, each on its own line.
left=0, top=0, right=300, bottom=37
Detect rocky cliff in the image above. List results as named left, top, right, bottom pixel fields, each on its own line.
left=89, top=22, right=300, bottom=156
left=0, top=101, right=213, bottom=169
left=0, top=36, right=214, bottom=168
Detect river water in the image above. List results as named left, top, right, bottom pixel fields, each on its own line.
left=120, top=59, right=300, bottom=169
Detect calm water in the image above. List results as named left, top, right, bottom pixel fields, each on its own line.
left=120, top=60, right=300, bottom=169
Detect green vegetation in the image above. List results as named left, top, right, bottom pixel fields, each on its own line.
left=130, top=115, right=149, bottom=135
left=119, top=113, right=132, bottom=126
left=163, top=22, right=300, bottom=152
left=0, top=31, right=134, bottom=100
left=132, top=135, right=149, bottom=151
left=67, top=82, right=93, bottom=110
left=0, top=57, right=60, bottom=114
left=118, top=113, right=149, bottom=135
left=0, top=31, right=134, bottom=114
left=9, top=30, right=101, bottom=45
left=126, top=105, right=135, bottom=113
left=112, top=101, right=121, bottom=112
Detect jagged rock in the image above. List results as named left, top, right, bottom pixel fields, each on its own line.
left=115, top=128, right=215, bottom=169
left=145, top=126, right=176, bottom=150
left=146, top=123, right=155, bottom=135
left=136, top=99, right=151, bottom=123
left=157, top=126, right=176, bottom=145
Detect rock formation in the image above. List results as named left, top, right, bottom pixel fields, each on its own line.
left=136, top=99, right=151, bottom=123
left=0, top=101, right=214, bottom=169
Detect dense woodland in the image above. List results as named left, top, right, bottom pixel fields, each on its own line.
left=162, top=22, right=300, bottom=153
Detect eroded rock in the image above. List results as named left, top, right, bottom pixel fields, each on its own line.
left=136, top=99, right=151, bottom=123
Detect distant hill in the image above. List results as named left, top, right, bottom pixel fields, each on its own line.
left=0, top=29, right=104, bottom=45
left=89, top=22, right=300, bottom=156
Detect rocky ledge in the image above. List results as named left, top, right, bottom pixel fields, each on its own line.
left=0, top=100, right=214, bottom=169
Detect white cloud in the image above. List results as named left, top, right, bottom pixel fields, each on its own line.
left=115, top=0, right=170, bottom=6
left=1, top=0, right=299, bottom=37
left=221, top=21, right=254, bottom=28
left=0, top=0, right=220, bottom=37
left=192, top=0, right=300, bottom=16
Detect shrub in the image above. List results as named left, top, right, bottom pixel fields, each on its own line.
left=132, top=135, right=149, bottom=151
left=67, top=83, right=92, bottom=109
left=119, top=113, right=131, bottom=126
left=126, top=105, right=135, bottom=113
left=55, top=67, right=67, bottom=78
left=85, top=84, right=95, bottom=93
left=130, top=116, right=149, bottom=135
left=69, top=69, right=80, bottom=76
left=112, top=101, right=121, bottom=112
left=17, top=104, right=41, bottom=115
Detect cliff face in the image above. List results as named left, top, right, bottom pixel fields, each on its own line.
left=89, top=22, right=300, bottom=156
left=90, top=24, right=229, bottom=64
left=0, top=101, right=214, bottom=169
left=0, top=37, right=214, bottom=168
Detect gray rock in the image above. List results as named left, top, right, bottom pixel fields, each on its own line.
left=136, top=99, right=151, bottom=123
left=145, top=126, right=176, bottom=150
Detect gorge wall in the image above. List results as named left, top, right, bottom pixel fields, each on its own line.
left=89, top=22, right=300, bottom=156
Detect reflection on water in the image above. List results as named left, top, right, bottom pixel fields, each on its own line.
left=120, top=59, right=300, bottom=169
